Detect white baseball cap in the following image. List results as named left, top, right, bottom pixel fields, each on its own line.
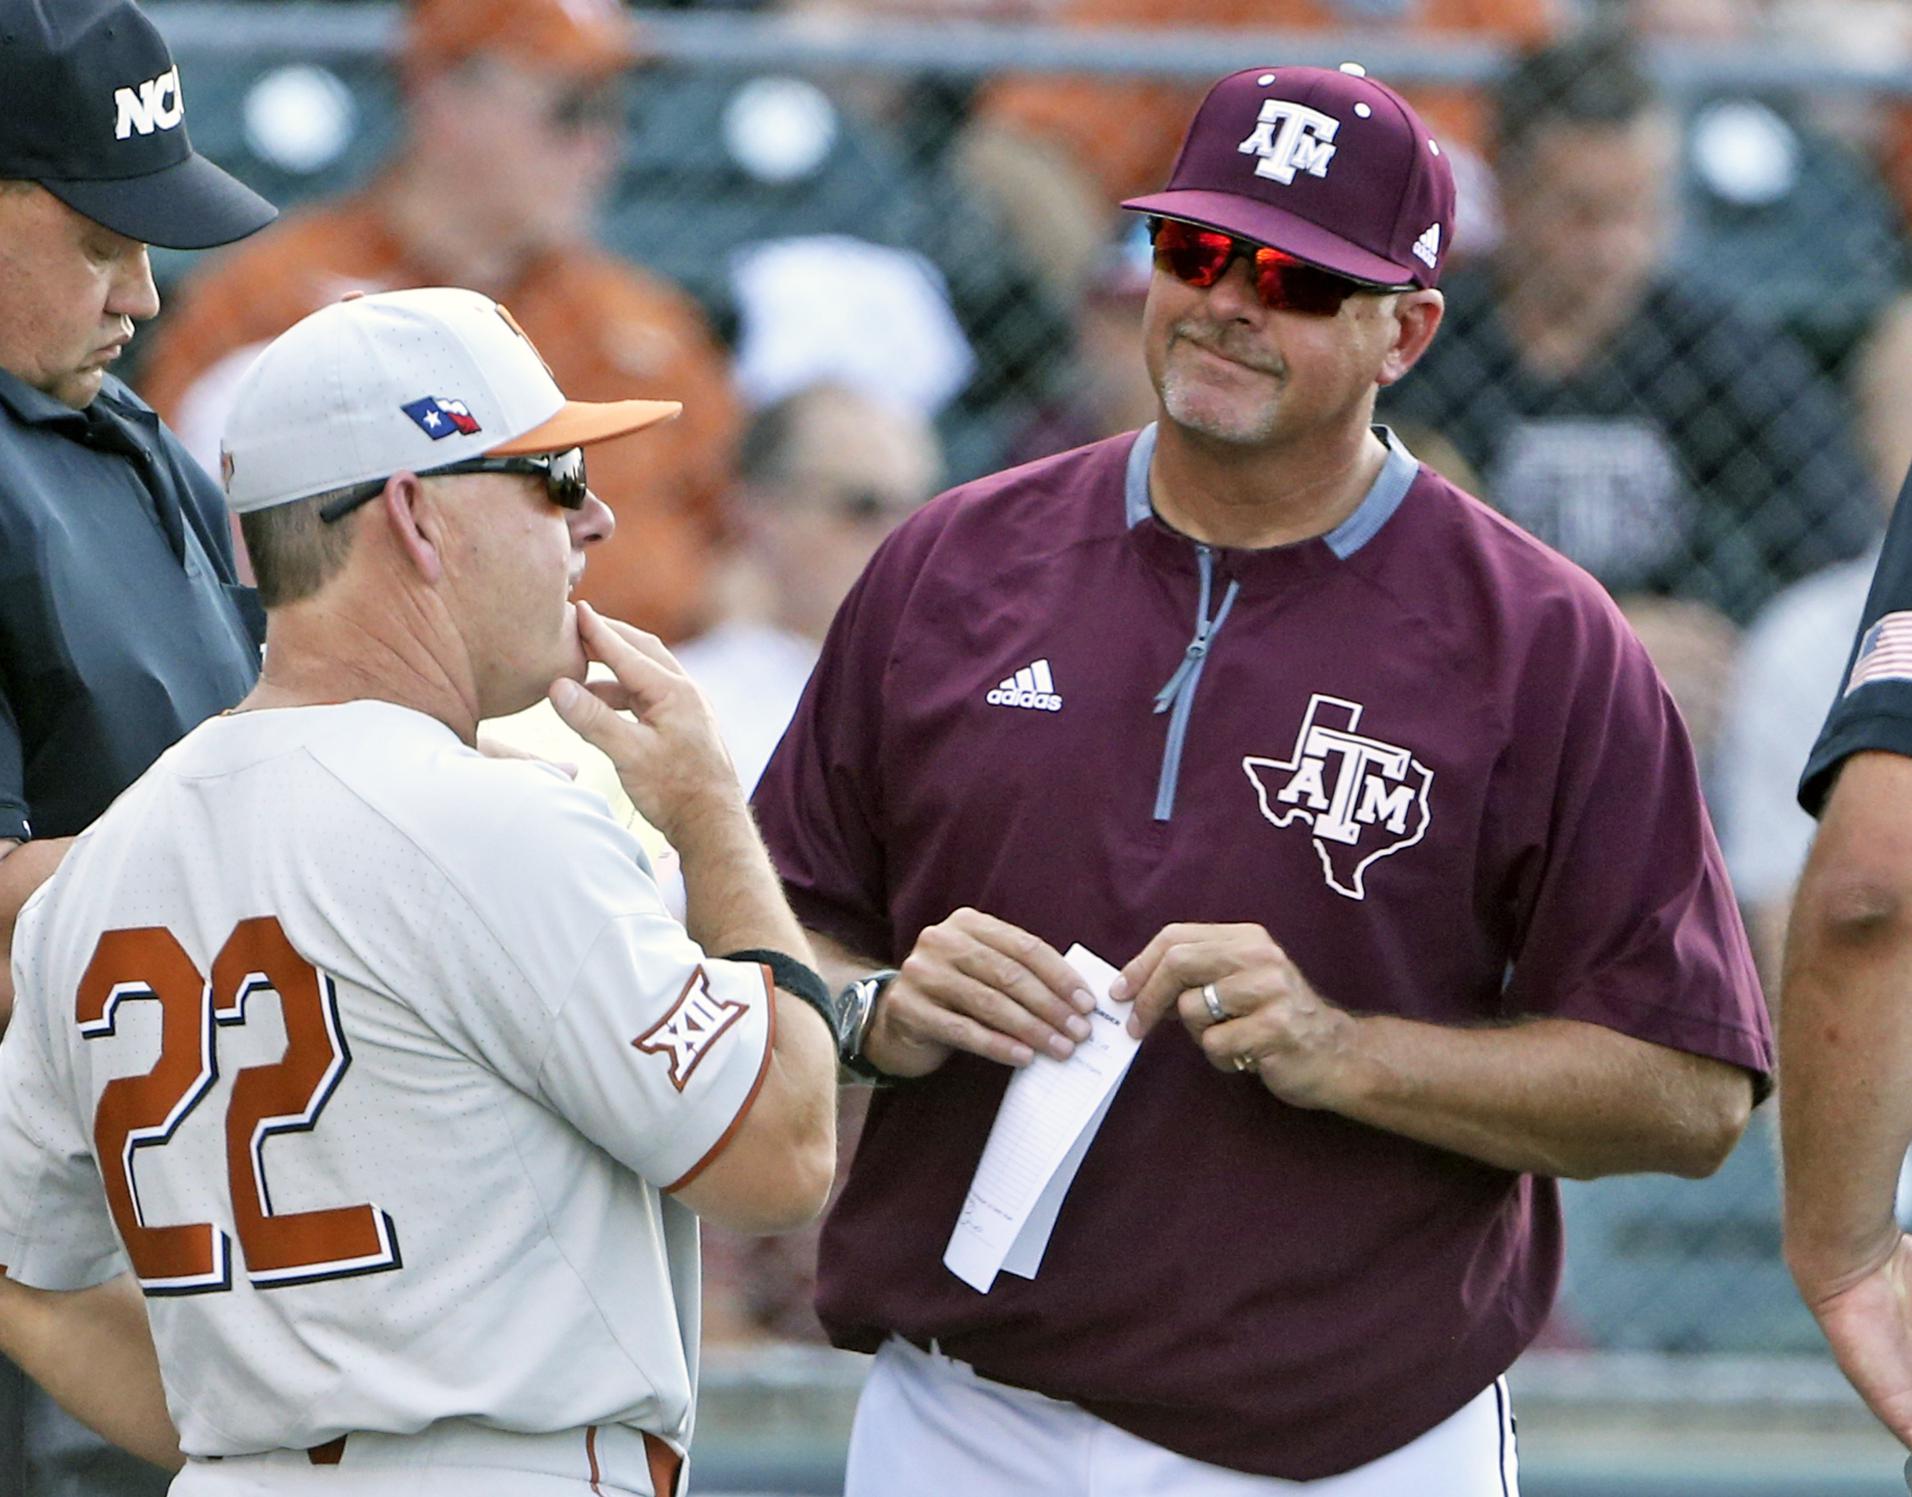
left=220, top=286, right=681, bottom=514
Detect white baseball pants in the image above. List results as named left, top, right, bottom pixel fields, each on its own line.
left=845, top=1336, right=1519, bottom=1496
left=167, top=1419, right=678, bottom=1496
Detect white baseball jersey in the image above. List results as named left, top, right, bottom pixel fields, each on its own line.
left=0, top=701, right=776, bottom=1462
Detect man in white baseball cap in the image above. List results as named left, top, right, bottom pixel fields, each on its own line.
left=218, top=285, right=680, bottom=665
left=0, top=287, right=843, bottom=1494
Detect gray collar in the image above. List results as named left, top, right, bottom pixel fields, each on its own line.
left=1124, top=422, right=1418, bottom=560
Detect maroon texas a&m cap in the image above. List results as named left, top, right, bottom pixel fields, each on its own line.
left=1123, top=63, right=1456, bottom=289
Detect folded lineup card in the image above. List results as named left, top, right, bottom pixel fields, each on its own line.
left=944, top=944, right=1143, bottom=1293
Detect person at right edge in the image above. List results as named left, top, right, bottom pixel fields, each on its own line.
left=1782, top=456, right=1912, bottom=1460
left=752, top=64, right=1772, bottom=1495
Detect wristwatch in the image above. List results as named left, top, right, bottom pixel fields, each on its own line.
left=836, top=969, right=899, bottom=1084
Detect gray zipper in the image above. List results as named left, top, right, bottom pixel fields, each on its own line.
left=1125, top=421, right=1418, bottom=823
left=1151, top=545, right=1240, bottom=822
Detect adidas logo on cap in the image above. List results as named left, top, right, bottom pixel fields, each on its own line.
left=1412, top=222, right=1441, bottom=268
left=986, top=659, right=1063, bottom=712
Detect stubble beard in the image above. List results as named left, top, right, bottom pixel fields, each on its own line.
left=1157, top=327, right=1284, bottom=446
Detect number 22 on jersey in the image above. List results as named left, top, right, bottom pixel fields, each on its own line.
left=76, top=916, right=401, bottom=1295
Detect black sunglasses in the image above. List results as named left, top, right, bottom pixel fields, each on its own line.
left=318, top=448, right=588, bottom=524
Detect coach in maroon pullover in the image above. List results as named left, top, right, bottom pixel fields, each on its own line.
left=753, top=64, right=1768, bottom=1491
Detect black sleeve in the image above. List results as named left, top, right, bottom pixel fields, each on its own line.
left=0, top=679, right=28, bottom=843
left=1799, top=463, right=1912, bottom=815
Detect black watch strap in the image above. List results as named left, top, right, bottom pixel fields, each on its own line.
left=838, top=969, right=900, bottom=1085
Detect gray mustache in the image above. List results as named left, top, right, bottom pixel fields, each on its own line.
left=1170, top=323, right=1283, bottom=376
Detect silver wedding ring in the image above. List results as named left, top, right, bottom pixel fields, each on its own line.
left=1201, top=982, right=1227, bottom=1024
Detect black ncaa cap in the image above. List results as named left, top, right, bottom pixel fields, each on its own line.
left=0, top=0, right=275, bottom=249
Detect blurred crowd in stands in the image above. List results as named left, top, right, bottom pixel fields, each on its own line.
left=140, top=0, right=1912, bottom=1354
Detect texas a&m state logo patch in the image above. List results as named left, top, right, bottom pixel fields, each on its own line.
left=1243, top=694, right=1433, bottom=901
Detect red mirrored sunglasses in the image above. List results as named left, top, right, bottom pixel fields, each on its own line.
left=1147, top=217, right=1410, bottom=316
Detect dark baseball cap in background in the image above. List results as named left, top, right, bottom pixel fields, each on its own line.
left=0, top=0, right=275, bottom=249
left=1124, top=63, right=1456, bottom=290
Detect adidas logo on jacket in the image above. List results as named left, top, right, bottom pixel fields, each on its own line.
left=986, top=659, right=1063, bottom=712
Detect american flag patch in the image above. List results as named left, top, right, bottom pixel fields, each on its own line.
left=1846, top=611, right=1912, bottom=695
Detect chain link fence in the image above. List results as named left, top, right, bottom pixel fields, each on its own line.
left=138, top=4, right=1912, bottom=1487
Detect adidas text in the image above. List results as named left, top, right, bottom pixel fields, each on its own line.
left=987, top=687, right=1063, bottom=711
left=987, top=659, right=1064, bottom=712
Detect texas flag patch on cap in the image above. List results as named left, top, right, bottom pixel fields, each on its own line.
left=402, top=395, right=482, bottom=440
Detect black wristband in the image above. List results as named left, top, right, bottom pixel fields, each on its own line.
left=722, top=948, right=840, bottom=1048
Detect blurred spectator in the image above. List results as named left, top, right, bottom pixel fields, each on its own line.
left=675, top=382, right=944, bottom=795
left=686, top=381, right=939, bottom=1346
left=1675, top=1, right=1912, bottom=242
left=1620, top=0, right=1904, bottom=358
left=1716, top=545, right=1876, bottom=993
left=1852, top=294, right=1912, bottom=516
left=1714, top=296, right=1912, bottom=994
left=960, top=0, right=1563, bottom=301
left=1379, top=28, right=1877, bottom=760
left=135, top=0, right=741, bottom=642
left=1003, top=216, right=1158, bottom=464
left=729, top=236, right=976, bottom=419
left=597, top=22, right=1073, bottom=483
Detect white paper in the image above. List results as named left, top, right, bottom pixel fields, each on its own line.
left=998, top=1082, right=1122, bottom=1279
left=944, top=945, right=1142, bottom=1292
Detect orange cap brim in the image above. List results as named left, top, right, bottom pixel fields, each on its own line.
left=489, top=398, right=681, bottom=457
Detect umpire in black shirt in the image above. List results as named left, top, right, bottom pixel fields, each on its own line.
left=0, top=1, right=275, bottom=1492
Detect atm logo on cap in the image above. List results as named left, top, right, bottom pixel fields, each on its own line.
left=1238, top=100, right=1340, bottom=185
left=113, top=68, right=184, bottom=140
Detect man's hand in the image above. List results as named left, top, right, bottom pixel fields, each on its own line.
left=1796, top=1234, right=1912, bottom=1447
left=862, top=909, right=1094, bottom=1078
left=1114, top=922, right=1358, bottom=1108
left=548, top=601, right=740, bottom=845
